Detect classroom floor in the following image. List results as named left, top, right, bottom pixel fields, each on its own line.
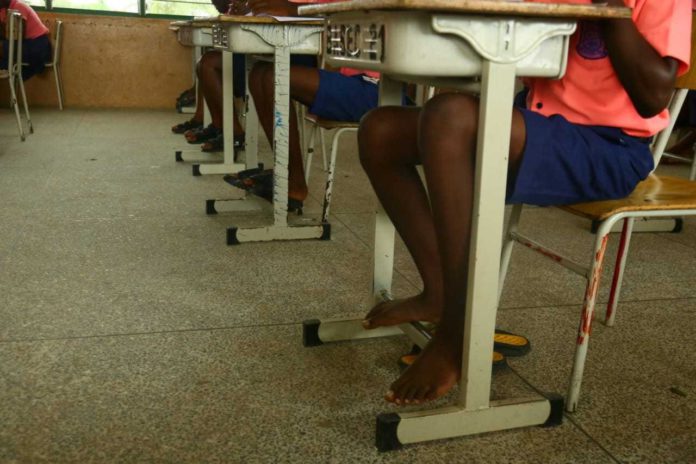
left=1, top=108, right=695, bottom=463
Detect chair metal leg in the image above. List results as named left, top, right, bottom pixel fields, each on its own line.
left=320, top=127, right=328, bottom=171
left=690, top=149, right=696, bottom=181
left=567, top=222, right=611, bottom=412
left=54, top=65, right=64, bottom=110
left=17, top=74, right=32, bottom=134
left=304, top=124, right=317, bottom=183
left=8, top=75, right=25, bottom=141
left=605, top=217, right=634, bottom=327
left=321, top=127, right=355, bottom=223
left=498, top=203, right=523, bottom=302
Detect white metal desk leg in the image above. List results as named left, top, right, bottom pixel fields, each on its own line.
left=460, top=60, right=516, bottom=409
left=227, top=46, right=326, bottom=244
left=376, top=61, right=559, bottom=452
left=271, top=46, right=292, bottom=229
left=244, top=55, right=259, bottom=170
left=372, top=76, right=402, bottom=300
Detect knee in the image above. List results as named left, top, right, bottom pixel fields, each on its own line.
left=358, top=107, right=404, bottom=171
left=419, top=93, right=479, bottom=162
left=420, top=93, right=478, bottom=141
left=197, top=51, right=220, bottom=77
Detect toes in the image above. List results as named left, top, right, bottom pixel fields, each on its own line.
left=366, top=301, right=389, bottom=318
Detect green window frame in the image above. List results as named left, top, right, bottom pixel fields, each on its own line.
left=23, top=0, right=217, bottom=18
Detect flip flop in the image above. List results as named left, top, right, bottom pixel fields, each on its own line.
left=186, top=124, right=221, bottom=144
left=398, top=345, right=507, bottom=370
left=493, top=329, right=531, bottom=357
left=223, top=167, right=266, bottom=185
left=172, top=118, right=203, bottom=134
left=416, top=324, right=531, bottom=358
left=201, top=133, right=246, bottom=153
left=223, top=170, right=303, bottom=214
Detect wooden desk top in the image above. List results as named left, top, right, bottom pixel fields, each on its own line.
left=215, top=14, right=324, bottom=26
left=299, top=0, right=631, bottom=20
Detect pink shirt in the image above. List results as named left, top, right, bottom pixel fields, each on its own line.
left=290, top=0, right=380, bottom=79
left=525, top=0, right=692, bottom=137
left=0, top=0, right=49, bottom=39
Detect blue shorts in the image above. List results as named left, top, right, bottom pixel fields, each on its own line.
left=309, top=69, right=379, bottom=122
left=507, top=109, right=654, bottom=206
left=232, top=54, right=317, bottom=98
left=1, top=34, right=51, bottom=80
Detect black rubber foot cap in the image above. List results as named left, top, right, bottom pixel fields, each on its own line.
left=320, top=223, right=331, bottom=241
left=673, top=218, right=684, bottom=233
left=192, top=164, right=201, bottom=176
left=175, top=151, right=183, bottom=162
left=376, top=413, right=402, bottom=452
left=206, top=199, right=217, bottom=215
left=302, top=319, right=323, bottom=347
left=226, top=227, right=239, bottom=245
left=541, top=393, right=564, bottom=427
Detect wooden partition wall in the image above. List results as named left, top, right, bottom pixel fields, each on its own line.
left=0, top=12, right=193, bottom=109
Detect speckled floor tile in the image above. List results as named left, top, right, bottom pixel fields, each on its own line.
left=0, top=325, right=614, bottom=463
left=2, top=109, right=695, bottom=461
left=498, top=301, right=696, bottom=464
left=0, top=213, right=421, bottom=340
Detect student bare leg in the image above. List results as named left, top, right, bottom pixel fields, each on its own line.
left=358, top=107, right=444, bottom=328
left=361, top=94, right=527, bottom=404
left=198, top=51, right=224, bottom=129
left=248, top=62, right=321, bottom=201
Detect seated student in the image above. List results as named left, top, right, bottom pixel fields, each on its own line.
left=225, top=0, right=379, bottom=210
left=358, top=0, right=690, bottom=404
left=172, top=0, right=247, bottom=153
left=0, top=0, right=51, bottom=80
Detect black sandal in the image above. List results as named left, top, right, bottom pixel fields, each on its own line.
left=171, top=118, right=203, bottom=134
left=223, top=167, right=266, bottom=185
left=223, top=170, right=303, bottom=214
left=201, top=134, right=224, bottom=153
left=201, top=133, right=246, bottom=153
left=186, top=124, right=221, bottom=144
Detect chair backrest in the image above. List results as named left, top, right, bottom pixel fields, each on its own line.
left=53, top=20, right=63, bottom=66
left=651, top=89, right=689, bottom=168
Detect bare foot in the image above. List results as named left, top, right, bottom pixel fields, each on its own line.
left=362, top=294, right=441, bottom=329
left=385, top=337, right=460, bottom=405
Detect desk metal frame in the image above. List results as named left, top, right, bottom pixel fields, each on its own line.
left=206, top=17, right=330, bottom=244
left=298, top=2, right=629, bottom=450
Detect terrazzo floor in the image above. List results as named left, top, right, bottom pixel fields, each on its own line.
left=0, top=109, right=694, bottom=463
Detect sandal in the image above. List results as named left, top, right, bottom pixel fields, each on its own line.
left=223, top=170, right=303, bottom=214
left=186, top=124, right=221, bottom=144
left=493, top=329, right=531, bottom=357
left=171, top=118, right=203, bottom=134
left=222, top=167, right=266, bottom=184
left=398, top=345, right=507, bottom=370
left=417, top=323, right=531, bottom=358
left=201, top=134, right=224, bottom=153
left=201, top=133, right=247, bottom=153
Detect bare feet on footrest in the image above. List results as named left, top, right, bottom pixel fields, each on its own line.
left=385, top=337, right=460, bottom=405
left=362, top=294, right=441, bottom=330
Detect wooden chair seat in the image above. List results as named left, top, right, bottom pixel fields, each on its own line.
left=304, top=113, right=359, bottom=129
left=560, top=175, right=696, bottom=222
